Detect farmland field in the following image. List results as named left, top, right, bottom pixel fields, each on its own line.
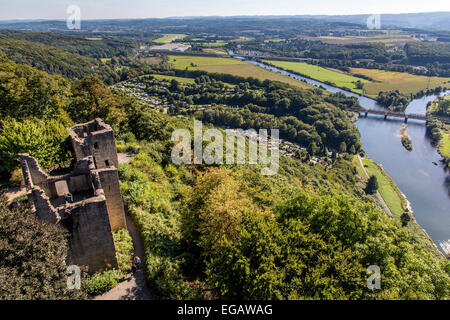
left=141, top=56, right=162, bottom=65
left=350, top=68, right=450, bottom=96
left=154, top=34, right=187, bottom=44
left=202, top=48, right=228, bottom=55
left=261, top=60, right=450, bottom=97
left=150, top=74, right=196, bottom=84
left=168, top=56, right=314, bottom=89
left=263, top=60, right=368, bottom=94
left=299, top=32, right=418, bottom=45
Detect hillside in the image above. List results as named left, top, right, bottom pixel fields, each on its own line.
left=0, top=52, right=448, bottom=300
left=0, top=30, right=138, bottom=58
left=0, top=32, right=138, bottom=83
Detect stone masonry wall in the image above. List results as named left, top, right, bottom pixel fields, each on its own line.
left=97, top=168, right=127, bottom=231
left=64, top=197, right=119, bottom=273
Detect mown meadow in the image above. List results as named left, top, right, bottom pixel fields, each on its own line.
left=168, top=55, right=314, bottom=89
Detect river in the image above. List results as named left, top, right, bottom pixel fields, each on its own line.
left=237, top=56, right=450, bottom=253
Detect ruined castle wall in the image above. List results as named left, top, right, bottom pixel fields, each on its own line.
left=30, top=187, right=59, bottom=224
left=66, top=197, right=119, bottom=273
left=69, top=134, right=88, bottom=164
left=97, top=168, right=127, bottom=231
left=18, top=154, right=55, bottom=196
left=69, top=119, right=119, bottom=169
left=90, top=130, right=119, bottom=169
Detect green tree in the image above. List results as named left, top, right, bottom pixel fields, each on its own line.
left=0, top=200, right=86, bottom=300
left=401, top=211, right=412, bottom=227
left=365, top=175, right=379, bottom=194
left=0, top=118, right=72, bottom=177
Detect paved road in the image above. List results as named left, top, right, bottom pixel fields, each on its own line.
left=95, top=215, right=155, bottom=300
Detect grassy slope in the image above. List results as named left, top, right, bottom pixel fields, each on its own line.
left=168, top=55, right=314, bottom=89
left=361, top=158, right=405, bottom=218
left=428, top=95, right=450, bottom=159
left=263, top=60, right=368, bottom=94
left=440, top=128, right=450, bottom=158
left=358, top=158, right=440, bottom=256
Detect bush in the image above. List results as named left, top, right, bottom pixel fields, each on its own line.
left=0, top=201, right=86, bottom=300
left=113, top=229, right=134, bottom=273
left=401, top=136, right=413, bottom=151
left=82, top=269, right=123, bottom=296
left=0, top=118, right=73, bottom=177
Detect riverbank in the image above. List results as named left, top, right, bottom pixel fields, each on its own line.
left=426, top=95, right=450, bottom=166
left=236, top=57, right=449, bottom=254
left=259, top=60, right=373, bottom=99
left=354, top=156, right=443, bottom=258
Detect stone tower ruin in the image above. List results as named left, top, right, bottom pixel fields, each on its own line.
left=19, top=118, right=127, bottom=273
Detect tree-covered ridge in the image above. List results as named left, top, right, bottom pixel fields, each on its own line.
left=0, top=37, right=126, bottom=83
left=0, top=53, right=138, bottom=178
left=241, top=39, right=450, bottom=77
left=117, top=126, right=450, bottom=300
left=0, top=30, right=138, bottom=58
left=125, top=74, right=362, bottom=154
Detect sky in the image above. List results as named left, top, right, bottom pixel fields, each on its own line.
left=1, top=0, right=450, bottom=20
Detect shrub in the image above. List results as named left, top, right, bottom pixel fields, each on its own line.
left=0, top=201, right=86, bottom=300
left=0, top=118, right=73, bottom=177
left=113, top=229, right=134, bottom=273
left=82, top=269, right=123, bottom=296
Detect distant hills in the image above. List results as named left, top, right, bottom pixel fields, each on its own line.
left=0, top=12, right=449, bottom=32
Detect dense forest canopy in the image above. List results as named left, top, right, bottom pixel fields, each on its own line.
left=0, top=30, right=138, bottom=58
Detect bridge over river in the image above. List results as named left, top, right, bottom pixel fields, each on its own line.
left=350, top=107, right=450, bottom=124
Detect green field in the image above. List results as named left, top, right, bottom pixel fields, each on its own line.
left=440, top=129, right=450, bottom=158
left=358, top=157, right=441, bottom=255
left=168, top=55, right=314, bottom=89
left=361, top=158, right=405, bottom=218
left=261, top=60, right=450, bottom=97
left=154, top=34, right=187, bottom=44
left=350, top=68, right=450, bottom=97
left=140, top=56, right=162, bottom=65
left=151, top=74, right=196, bottom=84
left=263, top=60, right=368, bottom=94
left=202, top=48, right=228, bottom=55
left=429, top=96, right=450, bottom=158
left=197, top=41, right=228, bottom=47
